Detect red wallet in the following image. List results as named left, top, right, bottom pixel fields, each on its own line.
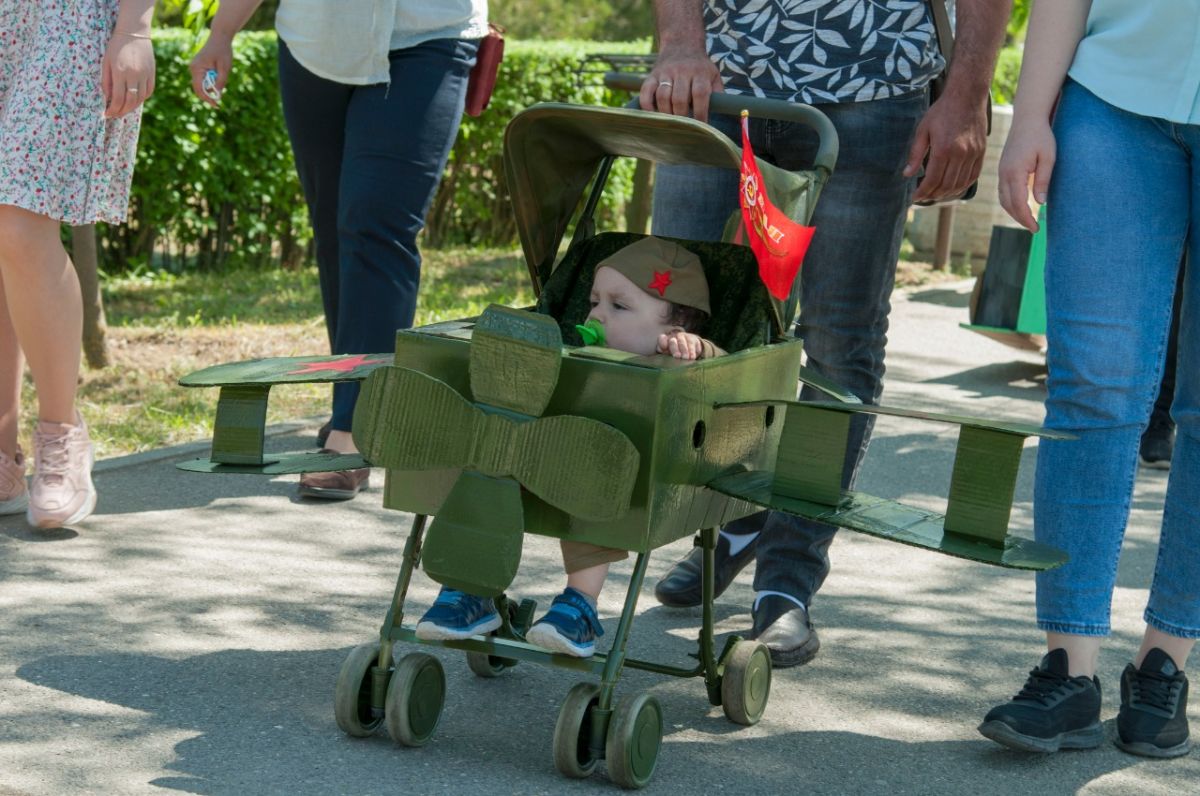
left=465, top=24, right=504, bottom=117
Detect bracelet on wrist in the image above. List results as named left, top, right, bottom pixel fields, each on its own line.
left=115, top=30, right=153, bottom=40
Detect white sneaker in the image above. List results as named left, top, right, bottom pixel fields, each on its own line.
left=28, top=417, right=96, bottom=528
left=0, top=447, right=28, bottom=515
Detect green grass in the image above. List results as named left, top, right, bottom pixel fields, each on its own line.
left=103, top=247, right=535, bottom=329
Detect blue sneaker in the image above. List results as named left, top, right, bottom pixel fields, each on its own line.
left=415, top=587, right=502, bottom=641
left=525, top=588, right=604, bottom=657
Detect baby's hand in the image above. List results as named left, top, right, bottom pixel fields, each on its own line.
left=657, top=330, right=704, bottom=360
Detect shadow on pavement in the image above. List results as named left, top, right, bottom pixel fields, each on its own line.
left=15, top=640, right=1153, bottom=796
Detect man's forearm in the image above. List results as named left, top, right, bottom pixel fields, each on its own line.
left=941, top=0, right=1011, bottom=102
left=655, top=0, right=707, bottom=55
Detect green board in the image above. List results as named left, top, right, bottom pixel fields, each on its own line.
left=708, top=470, right=1066, bottom=571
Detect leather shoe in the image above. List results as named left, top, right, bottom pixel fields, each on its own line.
left=315, top=419, right=332, bottom=449
left=298, top=451, right=370, bottom=500
left=654, top=532, right=758, bottom=608
left=752, top=595, right=820, bottom=668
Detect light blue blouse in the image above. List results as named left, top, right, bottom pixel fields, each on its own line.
left=1068, top=0, right=1200, bottom=124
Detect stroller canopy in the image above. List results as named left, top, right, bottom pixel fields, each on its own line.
left=503, top=103, right=835, bottom=322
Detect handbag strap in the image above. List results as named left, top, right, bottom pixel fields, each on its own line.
left=927, top=0, right=955, bottom=62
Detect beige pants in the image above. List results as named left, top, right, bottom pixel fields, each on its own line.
left=561, top=540, right=628, bottom=573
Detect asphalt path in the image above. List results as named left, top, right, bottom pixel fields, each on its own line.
left=1, top=279, right=1194, bottom=795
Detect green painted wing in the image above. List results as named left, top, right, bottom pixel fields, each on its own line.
left=709, top=399, right=1070, bottom=570
left=707, top=470, right=1066, bottom=570
left=179, top=353, right=392, bottom=386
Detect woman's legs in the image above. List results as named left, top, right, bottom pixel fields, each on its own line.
left=0, top=205, right=81, bottom=426
left=980, top=82, right=1192, bottom=753
left=0, top=260, right=25, bottom=458
left=277, top=40, right=352, bottom=460
left=0, top=204, right=96, bottom=527
left=327, top=38, right=477, bottom=446
left=1035, top=82, right=1190, bottom=656
left=1138, top=168, right=1200, bottom=664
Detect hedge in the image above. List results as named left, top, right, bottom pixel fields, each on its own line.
left=99, top=30, right=650, bottom=271
left=105, top=30, right=1021, bottom=271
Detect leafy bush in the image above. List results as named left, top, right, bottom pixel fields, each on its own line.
left=490, top=0, right=654, bottom=41
left=101, top=29, right=306, bottom=271
left=100, top=30, right=651, bottom=271
left=426, top=39, right=651, bottom=247
left=992, top=45, right=1022, bottom=106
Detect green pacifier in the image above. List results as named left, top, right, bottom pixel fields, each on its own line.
left=575, top=318, right=606, bottom=346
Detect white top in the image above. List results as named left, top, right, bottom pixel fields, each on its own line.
left=276, top=0, right=488, bottom=86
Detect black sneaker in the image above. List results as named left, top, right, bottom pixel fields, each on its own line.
left=1115, top=648, right=1191, bottom=758
left=978, top=649, right=1104, bottom=752
left=1139, top=420, right=1175, bottom=470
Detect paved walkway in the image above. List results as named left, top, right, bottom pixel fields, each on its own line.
left=1, top=280, right=1194, bottom=795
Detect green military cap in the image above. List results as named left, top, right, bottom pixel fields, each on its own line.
left=596, top=236, right=711, bottom=316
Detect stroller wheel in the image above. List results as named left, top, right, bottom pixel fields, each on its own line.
left=333, top=642, right=386, bottom=737
left=385, top=652, right=446, bottom=747
left=721, top=640, right=772, bottom=726
left=466, top=650, right=513, bottom=678
left=553, top=682, right=601, bottom=779
left=605, top=691, right=663, bottom=789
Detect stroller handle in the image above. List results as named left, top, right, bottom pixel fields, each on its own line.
left=604, top=72, right=838, bottom=175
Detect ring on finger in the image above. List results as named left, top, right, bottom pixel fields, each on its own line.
left=658, top=80, right=673, bottom=89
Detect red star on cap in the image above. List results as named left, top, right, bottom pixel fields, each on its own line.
left=648, top=270, right=673, bottom=296
left=287, top=354, right=389, bottom=375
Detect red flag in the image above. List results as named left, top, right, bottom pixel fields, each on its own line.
left=739, top=112, right=815, bottom=300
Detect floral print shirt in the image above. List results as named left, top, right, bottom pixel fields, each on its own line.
left=705, top=0, right=946, bottom=103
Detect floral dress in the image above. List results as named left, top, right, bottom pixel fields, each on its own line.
left=0, top=0, right=142, bottom=225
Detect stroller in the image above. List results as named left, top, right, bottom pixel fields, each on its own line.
left=180, top=82, right=1066, bottom=789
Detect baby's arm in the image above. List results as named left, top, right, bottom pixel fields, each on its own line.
left=657, top=330, right=726, bottom=360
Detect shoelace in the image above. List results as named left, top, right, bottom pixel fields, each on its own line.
left=34, top=431, right=73, bottom=486
left=1129, top=670, right=1183, bottom=713
left=1014, top=666, right=1075, bottom=705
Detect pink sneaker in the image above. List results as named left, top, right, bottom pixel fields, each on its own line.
left=28, top=417, right=97, bottom=528
left=0, top=447, right=28, bottom=515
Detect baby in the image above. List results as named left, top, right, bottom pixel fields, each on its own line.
left=416, top=236, right=723, bottom=656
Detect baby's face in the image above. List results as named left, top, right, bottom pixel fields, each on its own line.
left=587, top=266, right=675, bottom=356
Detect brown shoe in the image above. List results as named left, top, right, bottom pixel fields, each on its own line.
left=298, top=451, right=370, bottom=500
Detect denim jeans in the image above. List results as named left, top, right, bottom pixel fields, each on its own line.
left=652, top=91, right=926, bottom=606
left=279, top=38, right=477, bottom=431
left=1035, top=80, right=1200, bottom=639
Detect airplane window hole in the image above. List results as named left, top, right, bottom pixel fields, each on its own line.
left=692, top=420, right=706, bottom=449
left=764, top=406, right=776, bottom=428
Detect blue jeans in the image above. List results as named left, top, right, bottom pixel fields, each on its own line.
left=1035, top=80, right=1200, bottom=639
left=652, top=91, right=926, bottom=606
left=278, top=38, right=477, bottom=432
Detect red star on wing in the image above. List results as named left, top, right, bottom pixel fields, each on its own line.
left=287, top=353, right=389, bottom=375
left=648, top=269, right=673, bottom=296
